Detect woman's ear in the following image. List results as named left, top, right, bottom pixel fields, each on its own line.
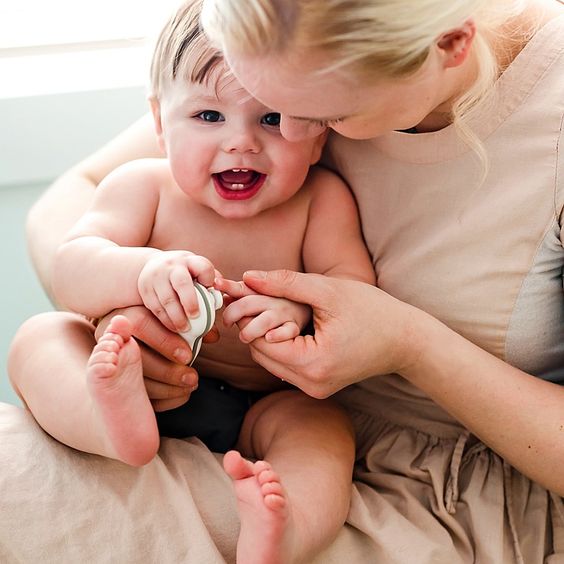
left=436, top=19, right=477, bottom=69
left=148, top=96, right=167, bottom=155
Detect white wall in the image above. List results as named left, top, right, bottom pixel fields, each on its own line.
left=0, top=86, right=148, bottom=405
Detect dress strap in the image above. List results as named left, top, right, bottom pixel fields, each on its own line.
left=444, top=431, right=470, bottom=514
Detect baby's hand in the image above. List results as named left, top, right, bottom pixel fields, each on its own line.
left=138, top=251, right=217, bottom=332
left=217, top=277, right=311, bottom=344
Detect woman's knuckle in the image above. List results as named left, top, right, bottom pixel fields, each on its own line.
left=130, top=310, right=151, bottom=335
left=276, top=269, right=297, bottom=285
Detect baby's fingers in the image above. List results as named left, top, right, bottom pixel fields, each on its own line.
left=141, top=288, right=178, bottom=333
left=238, top=310, right=286, bottom=344
left=153, top=278, right=190, bottom=332
left=222, top=295, right=268, bottom=327
left=215, top=277, right=257, bottom=299
left=170, top=266, right=199, bottom=319
left=186, top=255, right=216, bottom=287
left=264, top=321, right=300, bottom=343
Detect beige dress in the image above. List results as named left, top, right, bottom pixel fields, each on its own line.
left=1, top=14, right=564, bottom=564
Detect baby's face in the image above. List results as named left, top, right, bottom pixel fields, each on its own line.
left=153, top=71, right=326, bottom=220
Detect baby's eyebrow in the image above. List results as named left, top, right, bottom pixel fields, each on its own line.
left=192, top=94, right=222, bottom=103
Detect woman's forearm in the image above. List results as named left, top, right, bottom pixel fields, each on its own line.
left=27, top=170, right=96, bottom=305
left=402, top=311, right=564, bottom=495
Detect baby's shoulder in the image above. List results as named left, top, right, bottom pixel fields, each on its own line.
left=99, top=158, right=171, bottom=194
left=111, top=157, right=170, bottom=184
left=302, top=164, right=355, bottom=204
left=90, top=158, right=175, bottom=215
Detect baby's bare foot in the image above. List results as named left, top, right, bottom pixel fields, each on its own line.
left=87, top=315, right=159, bottom=466
left=223, top=450, right=296, bottom=564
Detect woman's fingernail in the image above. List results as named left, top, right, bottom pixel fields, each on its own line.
left=245, top=270, right=266, bottom=279
left=181, top=373, right=195, bottom=386
left=174, top=348, right=191, bottom=364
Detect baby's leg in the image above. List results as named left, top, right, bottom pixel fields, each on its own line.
left=8, top=312, right=159, bottom=466
left=223, top=390, right=355, bottom=564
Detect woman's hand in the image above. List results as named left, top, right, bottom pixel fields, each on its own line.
left=95, top=305, right=219, bottom=411
left=239, top=270, right=426, bottom=398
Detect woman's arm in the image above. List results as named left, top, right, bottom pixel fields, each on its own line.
left=401, top=310, right=564, bottom=496
left=27, top=113, right=159, bottom=304
left=240, top=269, right=564, bottom=495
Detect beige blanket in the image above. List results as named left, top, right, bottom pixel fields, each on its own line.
left=3, top=377, right=561, bottom=563
left=0, top=402, right=369, bottom=563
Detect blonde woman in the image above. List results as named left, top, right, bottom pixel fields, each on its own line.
left=3, top=0, right=563, bottom=562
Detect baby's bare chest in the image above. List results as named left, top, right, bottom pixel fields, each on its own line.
left=146, top=195, right=309, bottom=279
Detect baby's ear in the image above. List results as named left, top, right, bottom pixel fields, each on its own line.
left=148, top=96, right=166, bottom=155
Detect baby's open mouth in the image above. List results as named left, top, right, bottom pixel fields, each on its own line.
left=213, top=169, right=267, bottom=200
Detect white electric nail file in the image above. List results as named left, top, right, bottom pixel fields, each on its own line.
left=178, top=283, right=223, bottom=365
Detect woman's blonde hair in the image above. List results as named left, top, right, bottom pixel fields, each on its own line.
left=202, top=0, right=530, bottom=173
left=149, top=0, right=225, bottom=99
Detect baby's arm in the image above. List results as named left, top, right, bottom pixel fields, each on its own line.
left=52, top=159, right=215, bottom=327
left=301, top=167, right=375, bottom=285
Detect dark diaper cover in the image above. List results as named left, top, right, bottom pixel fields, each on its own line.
left=155, top=376, right=265, bottom=453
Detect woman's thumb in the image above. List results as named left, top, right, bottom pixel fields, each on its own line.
left=242, top=270, right=324, bottom=305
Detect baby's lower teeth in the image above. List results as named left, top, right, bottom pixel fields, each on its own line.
left=231, top=183, right=245, bottom=189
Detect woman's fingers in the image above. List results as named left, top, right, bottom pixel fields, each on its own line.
left=140, top=343, right=198, bottom=408
left=151, top=396, right=192, bottom=412
left=95, top=306, right=193, bottom=365
left=247, top=337, right=318, bottom=388
left=139, top=344, right=198, bottom=389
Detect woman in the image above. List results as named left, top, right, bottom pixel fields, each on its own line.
left=3, top=0, right=563, bottom=561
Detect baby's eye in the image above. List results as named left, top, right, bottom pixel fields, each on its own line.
left=261, top=112, right=281, bottom=127
left=195, top=110, right=224, bottom=123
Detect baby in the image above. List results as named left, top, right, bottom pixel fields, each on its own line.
left=8, top=1, right=375, bottom=563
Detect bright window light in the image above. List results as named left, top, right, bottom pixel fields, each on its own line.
left=0, top=0, right=182, bottom=50
left=0, top=0, right=183, bottom=98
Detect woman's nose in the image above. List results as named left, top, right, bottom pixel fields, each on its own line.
left=279, top=116, right=326, bottom=142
